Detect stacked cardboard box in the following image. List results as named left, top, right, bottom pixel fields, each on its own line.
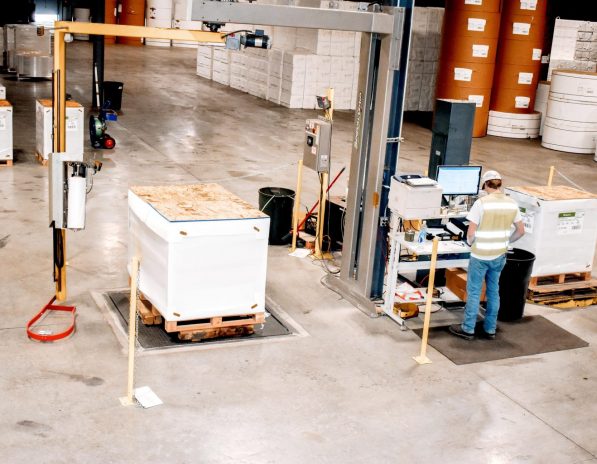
left=405, top=7, right=444, bottom=112
left=194, top=0, right=362, bottom=109
left=196, top=45, right=213, bottom=79
left=212, top=48, right=231, bottom=85
left=548, top=19, right=597, bottom=79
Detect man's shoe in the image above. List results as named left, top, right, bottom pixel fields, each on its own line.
left=480, top=330, right=496, bottom=340
left=449, top=324, right=475, bottom=341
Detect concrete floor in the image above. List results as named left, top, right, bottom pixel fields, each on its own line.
left=1, top=43, right=597, bottom=464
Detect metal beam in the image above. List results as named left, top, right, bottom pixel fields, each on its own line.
left=53, top=21, right=225, bottom=42
left=191, top=1, right=395, bottom=34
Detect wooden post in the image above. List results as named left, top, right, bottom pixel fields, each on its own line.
left=314, top=172, right=329, bottom=259
left=313, top=88, right=334, bottom=260
left=414, top=238, right=439, bottom=365
left=547, top=165, right=555, bottom=187
left=326, top=87, right=334, bottom=122
left=122, top=256, right=140, bottom=406
left=290, top=160, right=304, bottom=253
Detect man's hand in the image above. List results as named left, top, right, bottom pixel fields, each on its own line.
left=510, top=220, right=525, bottom=243
left=467, top=222, right=477, bottom=246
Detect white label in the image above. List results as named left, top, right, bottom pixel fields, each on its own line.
left=541, top=55, right=549, bottom=64
left=468, top=18, right=486, bottom=32
left=472, top=44, right=489, bottom=58
left=532, top=48, right=542, bottom=61
left=66, top=118, right=78, bottom=131
left=520, top=0, right=537, bottom=10
left=519, top=208, right=535, bottom=233
left=465, top=0, right=483, bottom=4
left=0, top=115, right=5, bottom=131
left=513, top=22, right=531, bottom=35
left=557, top=211, right=584, bottom=235
left=468, top=94, right=485, bottom=107
left=515, top=96, right=531, bottom=108
left=518, top=72, right=534, bottom=84
left=454, top=67, right=473, bottom=82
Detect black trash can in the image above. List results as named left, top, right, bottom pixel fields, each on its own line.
left=498, top=248, right=536, bottom=322
left=103, top=81, right=124, bottom=111
left=258, top=187, right=295, bottom=245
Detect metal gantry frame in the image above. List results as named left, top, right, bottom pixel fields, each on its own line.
left=49, top=2, right=413, bottom=315
left=50, top=22, right=226, bottom=300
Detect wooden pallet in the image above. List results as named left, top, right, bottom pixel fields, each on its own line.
left=529, top=271, right=592, bottom=288
left=0, top=159, right=13, bottom=167
left=35, top=152, right=48, bottom=167
left=137, top=294, right=163, bottom=325
left=527, top=272, right=597, bottom=309
left=136, top=291, right=264, bottom=340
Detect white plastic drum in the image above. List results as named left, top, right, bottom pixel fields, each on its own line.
left=146, top=0, right=172, bottom=47
left=146, top=18, right=172, bottom=47
left=487, top=110, right=541, bottom=139
left=148, top=0, right=173, bottom=8
left=542, top=70, right=597, bottom=154
left=533, top=81, right=549, bottom=136
left=73, top=8, right=91, bottom=41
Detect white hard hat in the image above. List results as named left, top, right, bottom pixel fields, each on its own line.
left=482, top=170, right=502, bottom=184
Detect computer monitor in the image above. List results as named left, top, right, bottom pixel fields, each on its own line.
left=436, top=165, right=482, bottom=196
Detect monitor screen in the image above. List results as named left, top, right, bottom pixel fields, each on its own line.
left=436, top=165, right=482, bottom=195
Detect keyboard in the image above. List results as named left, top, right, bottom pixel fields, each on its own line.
left=406, top=177, right=438, bottom=187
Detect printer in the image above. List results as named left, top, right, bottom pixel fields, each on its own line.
left=388, top=175, right=443, bottom=220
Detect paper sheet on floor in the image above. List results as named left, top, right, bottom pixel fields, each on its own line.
left=134, top=386, right=163, bottom=408
left=289, top=248, right=311, bottom=258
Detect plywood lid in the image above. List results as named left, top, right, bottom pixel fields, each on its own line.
left=0, top=100, right=12, bottom=107
left=130, top=184, right=269, bottom=221
left=509, top=185, right=597, bottom=201
left=38, top=99, right=82, bottom=108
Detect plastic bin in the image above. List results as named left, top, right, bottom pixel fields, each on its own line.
left=103, top=81, right=124, bottom=111
left=498, top=248, right=536, bottom=322
left=258, top=187, right=295, bottom=245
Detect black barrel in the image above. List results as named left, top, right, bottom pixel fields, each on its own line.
left=103, top=81, right=124, bottom=111
left=498, top=248, right=536, bottom=322
left=258, top=187, right=295, bottom=245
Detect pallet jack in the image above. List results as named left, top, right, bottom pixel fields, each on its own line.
left=89, top=66, right=116, bottom=149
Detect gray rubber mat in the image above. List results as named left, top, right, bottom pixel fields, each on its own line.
left=413, top=315, right=589, bottom=365
left=106, top=291, right=292, bottom=350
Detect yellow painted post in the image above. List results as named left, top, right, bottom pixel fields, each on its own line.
left=547, top=165, right=555, bottom=187
left=314, top=172, right=329, bottom=259
left=291, top=160, right=304, bottom=253
left=53, top=28, right=67, bottom=302
left=326, top=87, right=334, bottom=122
left=122, top=256, right=140, bottom=406
left=414, top=237, right=439, bottom=365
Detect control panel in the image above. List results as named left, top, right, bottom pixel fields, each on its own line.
left=303, top=118, right=331, bottom=173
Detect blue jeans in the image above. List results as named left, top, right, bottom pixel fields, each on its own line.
left=462, top=254, right=507, bottom=335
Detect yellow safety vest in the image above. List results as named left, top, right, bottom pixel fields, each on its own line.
left=471, top=193, right=518, bottom=258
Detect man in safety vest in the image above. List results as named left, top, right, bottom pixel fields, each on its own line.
left=449, top=170, right=525, bottom=341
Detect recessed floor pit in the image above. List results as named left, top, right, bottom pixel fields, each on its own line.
left=103, top=291, right=295, bottom=351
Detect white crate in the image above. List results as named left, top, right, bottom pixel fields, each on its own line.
left=128, top=184, right=269, bottom=321
left=35, top=99, right=84, bottom=161
left=0, top=101, right=12, bottom=161
left=506, top=186, right=597, bottom=277
left=0, top=85, right=5, bottom=100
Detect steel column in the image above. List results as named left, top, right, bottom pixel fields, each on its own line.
left=370, top=0, right=414, bottom=298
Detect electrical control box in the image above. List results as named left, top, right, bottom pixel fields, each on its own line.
left=303, top=118, right=331, bottom=173
left=388, top=176, right=443, bottom=219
